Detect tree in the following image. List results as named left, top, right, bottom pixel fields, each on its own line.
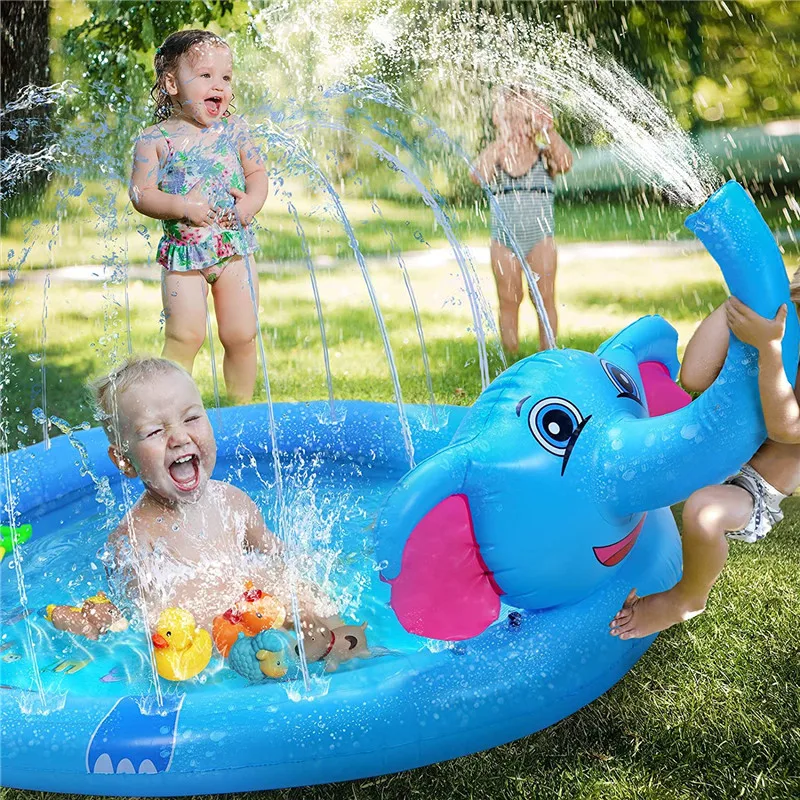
left=1, top=0, right=52, bottom=208
left=63, top=0, right=236, bottom=118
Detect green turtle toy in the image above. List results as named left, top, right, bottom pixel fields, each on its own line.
left=0, top=524, right=32, bottom=561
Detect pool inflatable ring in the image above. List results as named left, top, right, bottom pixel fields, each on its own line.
left=1, top=182, right=797, bottom=794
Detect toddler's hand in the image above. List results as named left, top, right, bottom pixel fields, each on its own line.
left=223, top=187, right=256, bottom=228
left=532, top=111, right=553, bottom=134
left=725, top=297, right=787, bottom=350
left=181, top=182, right=222, bottom=228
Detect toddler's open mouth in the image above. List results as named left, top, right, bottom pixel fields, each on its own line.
left=168, top=454, right=200, bottom=492
left=204, top=96, right=222, bottom=116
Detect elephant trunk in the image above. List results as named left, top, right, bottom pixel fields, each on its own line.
left=599, top=181, right=800, bottom=518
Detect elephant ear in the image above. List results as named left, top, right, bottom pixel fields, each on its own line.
left=596, top=315, right=691, bottom=417
left=375, top=447, right=501, bottom=641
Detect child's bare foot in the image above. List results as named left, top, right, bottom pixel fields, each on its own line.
left=609, top=587, right=705, bottom=640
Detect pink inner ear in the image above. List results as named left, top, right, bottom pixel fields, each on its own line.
left=387, top=494, right=501, bottom=641
left=640, top=361, right=692, bottom=417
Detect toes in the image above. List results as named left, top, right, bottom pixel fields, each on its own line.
left=622, top=588, right=638, bottom=609
left=615, top=620, right=640, bottom=639
left=609, top=608, right=632, bottom=628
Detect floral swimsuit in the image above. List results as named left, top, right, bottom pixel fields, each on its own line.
left=156, top=116, right=258, bottom=283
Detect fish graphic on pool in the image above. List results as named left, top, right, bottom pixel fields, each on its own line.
left=85, top=694, right=184, bottom=775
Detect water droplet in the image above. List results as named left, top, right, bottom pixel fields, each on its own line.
left=28, top=353, right=42, bottom=363
left=680, top=424, right=700, bottom=440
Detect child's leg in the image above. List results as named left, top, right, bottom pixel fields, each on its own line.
left=525, top=236, right=558, bottom=350
left=679, top=304, right=729, bottom=392
left=161, top=270, right=209, bottom=373
left=490, top=241, right=523, bottom=355
left=609, top=483, right=753, bottom=639
left=211, top=256, right=258, bottom=404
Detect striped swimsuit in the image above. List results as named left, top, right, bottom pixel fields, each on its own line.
left=490, top=155, right=555, bottom=256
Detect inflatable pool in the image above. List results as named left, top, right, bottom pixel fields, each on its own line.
left=1, top=400, right=680, bottom=795
left=1, top=182, right=797, bottom=795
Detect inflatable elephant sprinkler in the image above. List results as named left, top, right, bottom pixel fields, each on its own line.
left=376, top=181, right=800, bottom=641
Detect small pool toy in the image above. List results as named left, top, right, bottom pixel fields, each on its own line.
left=151, top=608, right=213, bottom=682
left=212, top=582, right=286, bottom=657
left=228, top=629, right=292, bottom=681
left=0, top=523, right=32, bottom=561
left=45, top=591, right=129, bottom=641
left=300, top=621, right=371, bottom=672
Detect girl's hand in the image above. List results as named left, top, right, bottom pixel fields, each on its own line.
left=725, top=297, right=787, bottom=350
left=220, top=187, right=257, bottom=228
left=181, top=182, right=220, bottom=227
left=532, top=103, right=554, bottom=134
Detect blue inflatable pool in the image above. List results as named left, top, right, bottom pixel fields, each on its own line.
left=0, top=400, right=677, bottom=795
left=1, top=182, right=796, bottom=795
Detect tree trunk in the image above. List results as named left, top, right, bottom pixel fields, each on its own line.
left=1, top=0, right=51, bottom=208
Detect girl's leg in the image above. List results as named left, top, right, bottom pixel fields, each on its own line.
left=610, top=483, right=753, bottom=639
left=490, top=240, right=523, bottom=355
left=678, top=304, right=729, bottom=392
left=211, top=256, right=259, bottom=404
left=161, top=270, right=208, bottom=373
left=525, top=236, right=558, bottom=350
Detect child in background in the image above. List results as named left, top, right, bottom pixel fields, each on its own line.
left=610, top=284, right=800, bottom=639
left=471, top=85, right=572, bottom=355
left=95, top=356, right=337, bottom=633
left=129, top=30, right=268, bottom=404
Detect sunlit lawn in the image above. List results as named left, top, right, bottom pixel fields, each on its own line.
left=4, top=179, right=797, bottom=271
left=2, top=239, right=800, bottom=799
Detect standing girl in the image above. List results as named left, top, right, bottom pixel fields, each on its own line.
left=472, top=86, right=572, bottom=355
left=129, top=30, right=268, bottom=403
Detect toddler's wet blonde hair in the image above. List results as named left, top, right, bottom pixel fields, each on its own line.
left=91, top=356, right=192, bottom=445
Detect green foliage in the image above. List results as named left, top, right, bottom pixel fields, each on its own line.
left=62, top=0, right=236, bottom=118
left=500, top=0, right=799, bottom=132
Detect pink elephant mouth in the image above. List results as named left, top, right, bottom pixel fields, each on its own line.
left=593, top=514, right=646, bottom=567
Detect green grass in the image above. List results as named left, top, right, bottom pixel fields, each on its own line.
left=2, top=244, right=800, bottom=799
left=3, top=180, right=797, bottom=270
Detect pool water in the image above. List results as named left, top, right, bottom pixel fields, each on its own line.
left=0, top=448, right=429, bottom=701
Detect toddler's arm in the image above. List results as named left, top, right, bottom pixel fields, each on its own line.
left=542, top=127, right=573, bottom=177
left=242, top=495, right=283, bottom=556
left=226, top=119, right=268, bottom=227
left=725, top=298, right=800, bottom=443
left=102, top=522, right=141, bottom=602
left=129, top=128, right=219, bottom=227
left=470, top=140, right=502, bottom=185
left=679, top=304, right=729, bottom=393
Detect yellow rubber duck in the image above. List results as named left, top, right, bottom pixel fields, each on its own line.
left=151, top=608, right=212, bottom=681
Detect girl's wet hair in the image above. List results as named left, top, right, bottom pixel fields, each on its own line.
left=151, top=29, right=230, bottom=123
left=91, top=356, right=194, bottom=444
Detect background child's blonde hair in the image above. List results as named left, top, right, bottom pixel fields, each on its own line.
left=91, top=356, right=192, bottom=444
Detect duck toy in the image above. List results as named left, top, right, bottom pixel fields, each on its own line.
left=151, top=608, right=212, bottom=682
left=212, top=581, right=286, bottom=657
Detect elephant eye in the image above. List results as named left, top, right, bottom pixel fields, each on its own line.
left=527, top=398, right=590, bottom=475
left=601, top=360, right=642, bottom=405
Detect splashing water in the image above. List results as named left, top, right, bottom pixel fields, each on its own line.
left=0, top=3, right=732, bottom=709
